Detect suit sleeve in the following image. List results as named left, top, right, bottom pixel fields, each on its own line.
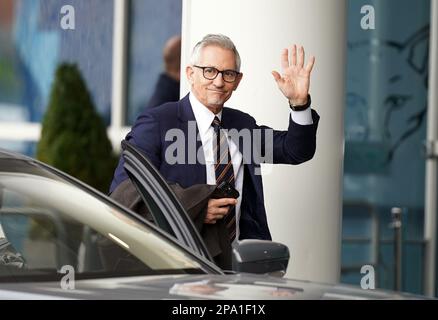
left=109, top=110, right=162, bottom=194
left=255, top=109, right=320, bottom=165
left=126, top=111, right=162, bottom=169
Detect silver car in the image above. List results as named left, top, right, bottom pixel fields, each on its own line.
left=0, top=144, right=425, bottom=300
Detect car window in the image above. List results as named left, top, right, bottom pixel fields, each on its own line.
left=121, top=141, right=213, bottom=262
left=0, top=172, right=205, bottom=281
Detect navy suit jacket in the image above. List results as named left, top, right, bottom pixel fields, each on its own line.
left=110, top=94, right=320, bottom=241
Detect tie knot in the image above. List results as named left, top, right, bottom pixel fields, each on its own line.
left=211, top=116, right=221, bottom=131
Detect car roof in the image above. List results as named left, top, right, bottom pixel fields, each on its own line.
left=0, top=149, right=61, bottom=180
left=0, top=149, right=32, bottom=161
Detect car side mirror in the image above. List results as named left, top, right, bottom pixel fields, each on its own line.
left=232, top=239, right=290, bottom=277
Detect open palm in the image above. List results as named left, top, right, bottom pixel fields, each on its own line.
left=272, top=45, right=315, bottom=106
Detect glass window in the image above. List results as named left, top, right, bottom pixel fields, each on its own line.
left=342, top=0, right=430, bottom=294
left=0, top=0, right=113, bottom=124
left=0, top=171, right=204, bottom=281
left=126, top=0, right=182, bottom=124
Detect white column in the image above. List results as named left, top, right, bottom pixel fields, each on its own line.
left=424, top=0, right=438, bottom=298
left=182, top=0, right=347, bottom=283
left=110, top=0, right=129, bottom=152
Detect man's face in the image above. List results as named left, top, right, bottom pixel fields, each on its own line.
left=186, top=45, right=242, bottom=113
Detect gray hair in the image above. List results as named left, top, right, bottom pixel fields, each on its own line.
left=190, top=34, right=241, bottom=72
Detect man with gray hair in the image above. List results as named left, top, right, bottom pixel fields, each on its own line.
left=110, top=34, right=319, bottom=269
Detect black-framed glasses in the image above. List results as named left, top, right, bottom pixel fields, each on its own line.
left=193, top=65, right=240, bottom=83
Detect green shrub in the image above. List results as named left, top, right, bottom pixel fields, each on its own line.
left=37, top=63, right=117, bottom=193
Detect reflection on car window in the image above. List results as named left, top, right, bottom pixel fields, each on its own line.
left=0, top=172, right=203, bottom=281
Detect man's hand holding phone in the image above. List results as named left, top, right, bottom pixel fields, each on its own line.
left=204, top=182, right=239, bottom=224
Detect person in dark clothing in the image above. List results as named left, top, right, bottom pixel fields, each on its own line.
left=146, top=35, right=181, bottom=108
left=110, top=34, right=319, bottom=269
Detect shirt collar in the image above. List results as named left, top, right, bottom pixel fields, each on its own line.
left=189, top=92, right=222, bottom=136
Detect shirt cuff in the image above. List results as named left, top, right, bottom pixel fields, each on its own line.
left=290, top=108, right=313, bottom=125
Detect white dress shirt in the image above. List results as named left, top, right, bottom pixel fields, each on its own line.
left=189, top=92, right=313, bottom=241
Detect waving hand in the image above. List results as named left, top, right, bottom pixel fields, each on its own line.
left=272, top=45, right=315, bottom=106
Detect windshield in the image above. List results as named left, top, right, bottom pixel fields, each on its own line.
left=0, top=167, right=205, bottom=281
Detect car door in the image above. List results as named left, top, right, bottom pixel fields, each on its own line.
left=121, top=140, right=214, bottom=263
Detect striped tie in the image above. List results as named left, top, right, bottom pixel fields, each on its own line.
left=211, top=116, right=236, bottom=241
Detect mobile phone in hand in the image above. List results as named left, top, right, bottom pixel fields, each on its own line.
left=211, top=181, right=240, bottom=199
